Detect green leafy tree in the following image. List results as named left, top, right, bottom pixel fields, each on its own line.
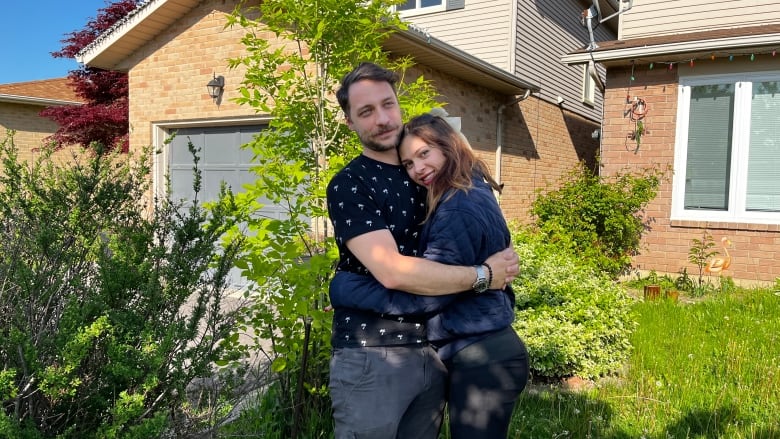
left=0, top=133, right=245, bottom=438
left=220, top=0, right=438, bottom=436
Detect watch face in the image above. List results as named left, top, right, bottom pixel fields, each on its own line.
left=473, top=265, right=488, bottom=292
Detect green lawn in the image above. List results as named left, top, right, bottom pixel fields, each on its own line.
left=509, top=289, right=780, bottom=438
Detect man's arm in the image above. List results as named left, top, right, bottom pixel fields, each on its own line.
left=347, top=229, right=517, bottom=296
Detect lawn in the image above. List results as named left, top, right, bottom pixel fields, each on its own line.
left=508, top=288, right=780, bottom=438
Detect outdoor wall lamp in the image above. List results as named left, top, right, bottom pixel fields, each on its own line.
left=206, top=74, right=224, bottom=101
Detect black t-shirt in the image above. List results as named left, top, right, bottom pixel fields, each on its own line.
left=327, top=154, right=427, bottom=275
left=326, top=155, right=429, bottom=347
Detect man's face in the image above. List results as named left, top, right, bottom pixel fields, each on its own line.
left=345, top=79, right=403, bottom=153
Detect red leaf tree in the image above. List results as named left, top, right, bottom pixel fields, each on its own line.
left=41, top=0, right=141, bottom=152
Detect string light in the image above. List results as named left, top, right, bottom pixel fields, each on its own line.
left=625, top=48, right=780, bottom=74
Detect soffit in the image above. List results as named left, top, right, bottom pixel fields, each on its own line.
left=562, top=23, right=780, bottom=67
left=77, top=0, right=202, bottom=71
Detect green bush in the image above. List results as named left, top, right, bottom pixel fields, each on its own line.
left=530, top=162, right=667, bottom=277
left=0, top=134, right=244, bottom=438
left=511, top=226, right=637, bottom=379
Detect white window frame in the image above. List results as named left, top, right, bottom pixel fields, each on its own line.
left=672, top=71, right=780, bottom=225
left=397, top=0, right=446, bottom=16
left=582, top=65, right=596, bottom=106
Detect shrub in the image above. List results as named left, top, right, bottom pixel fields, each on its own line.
left=530, top=162, right=667, bottom=277
left=511, top=226, right=637, bottom=379
left=0, top=133, right=244, bottom=438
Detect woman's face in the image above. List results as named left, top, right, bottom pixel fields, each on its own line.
left=398, top=134, right=447, bottom=187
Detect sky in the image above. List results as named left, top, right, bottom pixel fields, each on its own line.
left=0, top=0, right=111, bottom=84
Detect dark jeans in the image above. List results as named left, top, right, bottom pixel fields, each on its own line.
left=329, top=344, right=447, bottom=439
left=444, top=327, right=529, bottom=439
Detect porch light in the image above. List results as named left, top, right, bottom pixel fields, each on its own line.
left=206, top=74, right=224, bottom=100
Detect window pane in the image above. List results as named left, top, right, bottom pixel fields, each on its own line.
left=421, top=0, right=442, bottom=6
left=684, top=84, right=734, bottom=210
left=747, top=81, right=780, bottom=212
left=397, top=0, right=416, bottom=10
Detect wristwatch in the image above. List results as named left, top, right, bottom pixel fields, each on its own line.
left=472, top=265, right=489, bottom=293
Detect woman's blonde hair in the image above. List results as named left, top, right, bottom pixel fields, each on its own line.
left=400, top=112, right=502, bottom=221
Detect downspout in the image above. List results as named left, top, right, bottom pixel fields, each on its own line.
left=496, top=88, right=532, bottom=201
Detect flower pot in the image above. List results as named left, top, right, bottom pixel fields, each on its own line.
left=643, top=284, right=661, bottom=300
left=665, top=289, right=679, bottom=302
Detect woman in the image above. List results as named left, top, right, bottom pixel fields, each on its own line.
left=398, top=112, right=529, bottom=438
left=328, top=111, right=529, bottom=438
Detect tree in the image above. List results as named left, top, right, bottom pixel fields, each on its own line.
left=0, top=134, right=246, bottom=438
left=40, top=0, right=141, bottom=152
left=219, top=0, right=439, bottom=436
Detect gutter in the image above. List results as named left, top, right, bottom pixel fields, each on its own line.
left=0, top=94, right=82, bottom=106
left=562, top=33, right=780, bottom=65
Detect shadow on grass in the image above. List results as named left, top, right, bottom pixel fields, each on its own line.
left=510, top=387, right=780, bottom=439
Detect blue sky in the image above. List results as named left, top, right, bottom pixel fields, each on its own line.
left=0, top=0, right=110, bottom=84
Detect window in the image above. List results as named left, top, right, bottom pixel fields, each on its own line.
left=672, top=72, right=780, bottom=224
left=396, top=0, right=463, bottom=15
left=397, top=0, right=443, bottom=12
left=582, top=65, right=595, bottom=106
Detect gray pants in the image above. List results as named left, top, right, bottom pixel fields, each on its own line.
left=330, top=344, right=447, bottom=439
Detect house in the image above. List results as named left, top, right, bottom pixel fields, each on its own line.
left=562, top=0, right=780, bottom=283
left=74, top=0, right=602, bottom=224
left=0, top=78, right=83, bottom=161
left=396, top=0, right=617, bottom=215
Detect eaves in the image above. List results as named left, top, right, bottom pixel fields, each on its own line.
left=561, top=23, right=780, bottom=68
left=76, top=0, right=539, bottom=96
left=0, top=95, right=82, bottom=106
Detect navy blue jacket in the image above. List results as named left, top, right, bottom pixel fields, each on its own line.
left=329, top=176, right=516, bottom=359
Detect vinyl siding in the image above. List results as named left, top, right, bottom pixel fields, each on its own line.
left=402, top=0, right=514, bottom=71
left=620, top=0, right=780, bottom=39
left=516, top=0, right=613, bottom=121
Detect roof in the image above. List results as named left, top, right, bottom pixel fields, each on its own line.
left=77, top=0, right=539, bottom=96
left=0, top=78, right=84, bottom=106
left=562, top=23, right=780, bottom=67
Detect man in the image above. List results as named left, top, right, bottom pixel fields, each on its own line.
left=326, top=62, right=519, bottom=439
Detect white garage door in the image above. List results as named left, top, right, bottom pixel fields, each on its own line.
left=168, top=125, right=286, bottom=220
left=167, top=125, right=283, bottom=289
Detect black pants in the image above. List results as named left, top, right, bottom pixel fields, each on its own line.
left=444, top=327, right=529, bottom=439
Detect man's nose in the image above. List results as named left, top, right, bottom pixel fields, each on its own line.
left=376, top=108, right=391, bottom=125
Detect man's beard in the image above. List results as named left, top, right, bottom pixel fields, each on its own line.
left=359, top=127, right=400, bottom=153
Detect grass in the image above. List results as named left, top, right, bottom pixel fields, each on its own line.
left=218, top=287, right=780, bottom=438
left=509, top=288, right=780, bottom=438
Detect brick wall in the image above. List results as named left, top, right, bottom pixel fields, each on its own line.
left=603, top=65, right=780, bottom=284
left=0, top=102, right=60, bottom=162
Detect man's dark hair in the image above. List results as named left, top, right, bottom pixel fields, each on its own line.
left=336, top=62, right=399, bottom=115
